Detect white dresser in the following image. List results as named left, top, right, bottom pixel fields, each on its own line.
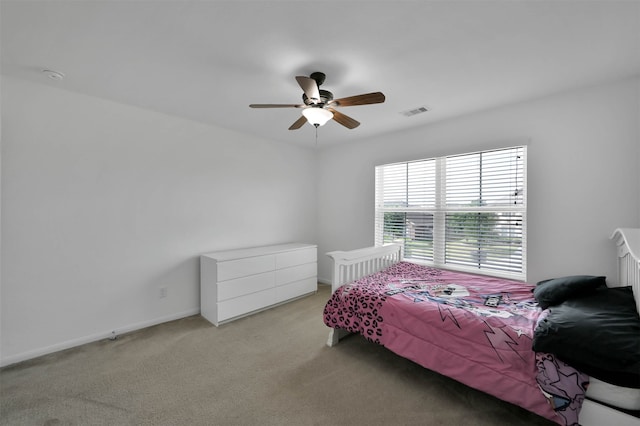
left=200, top=243, right=317, bottom=326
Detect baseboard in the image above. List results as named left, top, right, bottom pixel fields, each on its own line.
left=0, top=308, right=200, bottom=368
left=318, top=277, right=331, bottom=285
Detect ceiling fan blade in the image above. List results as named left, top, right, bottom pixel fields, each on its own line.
left=249, top=104, right=304, bottom=108
left=295, top=76, right=321, bottom=104
left=330, top=92, right=386, bottom=107
left=328, top=108, right=360, bottom=129
left=288, top=115, right=307, bottom=130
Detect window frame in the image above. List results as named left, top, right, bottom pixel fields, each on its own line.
left=374, top=146, right=527, bottom=281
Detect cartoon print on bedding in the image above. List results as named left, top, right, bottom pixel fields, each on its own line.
left=385, top=279, right=539, bottom=326
left=535, top=352, right=588, bottom=426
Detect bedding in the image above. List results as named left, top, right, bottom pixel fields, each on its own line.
left=533, top=286, right=640, bottom=388
left=323, top=261, right=587, bottom=426
left=532, top=275, right=607, bottom=309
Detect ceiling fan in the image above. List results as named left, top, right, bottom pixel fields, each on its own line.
left=249, top=72, right=385, bottom=130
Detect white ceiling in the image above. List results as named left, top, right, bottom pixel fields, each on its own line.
left=2, top=1, right=639, bottom=148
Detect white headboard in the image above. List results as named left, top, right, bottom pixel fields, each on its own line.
left=610, top=228, right=640, bottom=314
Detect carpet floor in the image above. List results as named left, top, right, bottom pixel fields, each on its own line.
left=0, top=284, right=556, bottom=426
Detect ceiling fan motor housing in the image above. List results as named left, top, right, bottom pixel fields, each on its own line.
left=303, top=89, right=334, bottom=106
left=309, top=71, right=326, bottom=86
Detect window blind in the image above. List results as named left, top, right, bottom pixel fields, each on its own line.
left=375, top=146, right=526, bottom=279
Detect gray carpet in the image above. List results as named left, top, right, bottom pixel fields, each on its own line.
left=0, top=284, right=555, bottom=426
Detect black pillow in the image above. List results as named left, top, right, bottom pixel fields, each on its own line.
left=533, top=286, right=640, bottom=388
left=533, top=275, right=606, bottom=309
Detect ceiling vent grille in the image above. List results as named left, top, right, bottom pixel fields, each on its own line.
left=401, top=106, right=429, bottom=117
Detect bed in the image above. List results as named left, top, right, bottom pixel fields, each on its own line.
left=323, top=228, right=640, bottom=426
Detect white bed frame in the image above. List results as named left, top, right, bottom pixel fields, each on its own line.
left=326, top=229, right=640, bottom=426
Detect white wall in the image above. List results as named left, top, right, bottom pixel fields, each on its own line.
left=0, top=76, right=317, bottom=366
left=3, top=75, right=638, bottom=366
left=317, top=76, right=640, bottom=284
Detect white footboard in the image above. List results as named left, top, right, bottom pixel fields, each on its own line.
left=325, top=243, right=402, bottom=346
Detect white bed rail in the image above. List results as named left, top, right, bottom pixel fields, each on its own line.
left=611, top=228, right=640, bottom=314
left=326, top=243, right=403, bottom=293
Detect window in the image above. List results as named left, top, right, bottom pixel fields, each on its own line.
left=375, top=146, right=526, bottom=279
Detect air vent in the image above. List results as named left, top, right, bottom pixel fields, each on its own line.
left=401, top=106, right=429, bottom=117
left=42, top=69, right=65, bottom=81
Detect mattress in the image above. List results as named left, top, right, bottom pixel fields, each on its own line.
left=587, top=377, right=640, bottom=411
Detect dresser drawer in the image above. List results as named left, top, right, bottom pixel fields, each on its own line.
left=276, top=262, right=316, bottom=286
left=217, top=254, right=275, bottom=281
left=276, top=247, right=317, bottom=269
left=217, top=288, right=277, bottom=322
left=275, top=277, right=317, bottom=303
left=217, top=271, right=275, bottom=301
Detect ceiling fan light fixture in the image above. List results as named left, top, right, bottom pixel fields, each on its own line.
left=302, top=107, right=333, bottom=127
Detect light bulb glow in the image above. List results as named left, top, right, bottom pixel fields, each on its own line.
left=302, top=107, right=333, bottom=126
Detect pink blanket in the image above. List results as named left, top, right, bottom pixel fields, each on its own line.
left=323, top=262, right=587, bottom=426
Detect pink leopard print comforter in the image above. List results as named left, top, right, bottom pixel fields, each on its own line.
left=323, top=262, right=587, bottom=426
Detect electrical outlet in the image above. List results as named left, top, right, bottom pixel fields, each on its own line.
left=160, top=287, right=168, bottom=298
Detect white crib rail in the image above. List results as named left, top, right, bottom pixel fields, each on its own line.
left=610, top=228, right=640, bottom=314
left=326, top=244, right=403, bottom=293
